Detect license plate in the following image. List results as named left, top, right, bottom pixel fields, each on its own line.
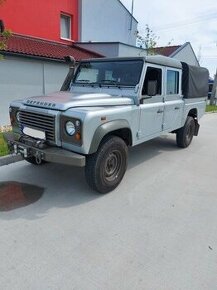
left=23, top=127, right=45, bottom=139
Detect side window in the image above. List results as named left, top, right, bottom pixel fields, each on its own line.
left=142, top=67, right=162, bottom=95
left=60, top=14, right=71, bottom=40
left=167, top=70, right=179, bottom=94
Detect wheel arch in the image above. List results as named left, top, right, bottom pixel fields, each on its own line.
left=188, top=108, right=198, bottom=119
left=89, top=120, right=132, bottom=154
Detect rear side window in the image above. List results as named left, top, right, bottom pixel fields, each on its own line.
left=167, top=70, right=179, bottom=94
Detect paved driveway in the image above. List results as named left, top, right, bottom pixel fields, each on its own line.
left=0, top=114, right=217, bottom=290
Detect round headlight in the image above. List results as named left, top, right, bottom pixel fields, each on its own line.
left=65, top=121, right=75, bottom=136
left=16, top=111, right=20, bottom=122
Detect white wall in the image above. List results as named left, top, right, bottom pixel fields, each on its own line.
left=118, top=43, right=147, bottom=57
left=77, top=42, right=147, bottom=58
left=80, top=0, right=138, bottom=46
left=172, top=43, right=199, bottom=66
left=0, top=56, right=68, bottom=125
left=77, top=43, right=119, bottom=57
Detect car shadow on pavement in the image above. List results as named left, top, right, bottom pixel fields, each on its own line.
left=0, top=135, right=179, bottom=219
left=0, top=163, right=100, bottom=219
left=128, top=135, right=178, bottom=169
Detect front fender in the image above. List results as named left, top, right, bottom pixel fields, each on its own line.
left=89, top=120, right=131, bottom=154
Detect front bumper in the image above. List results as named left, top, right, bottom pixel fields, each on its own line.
left=4, top=133, right=86, bottom=167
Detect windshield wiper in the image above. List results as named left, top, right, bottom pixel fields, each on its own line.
left=75, top=80, right=100, bottom=86
left=76, top=80, right=91, bottom=83
left=74, top=80, right=121, bottom=88
left=99, top=80, right=121, bottom=88
left=100, top=80, right=119, bottom=84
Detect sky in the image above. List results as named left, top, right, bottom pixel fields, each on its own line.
left=121, top=0, right=217, bottom=78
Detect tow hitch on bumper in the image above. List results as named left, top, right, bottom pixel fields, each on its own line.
left=4, top=133, right=86, bottom=167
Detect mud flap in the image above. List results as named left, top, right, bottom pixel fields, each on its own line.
left=194, top=121, right=200, bottom=136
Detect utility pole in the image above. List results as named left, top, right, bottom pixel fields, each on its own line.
left=129, top=0, right=135, bottom=30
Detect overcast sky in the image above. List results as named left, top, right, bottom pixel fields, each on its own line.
left=121, top=0, right=217, bottom=77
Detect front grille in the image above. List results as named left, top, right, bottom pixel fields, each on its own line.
left=19, top=110, right=56, bottom=142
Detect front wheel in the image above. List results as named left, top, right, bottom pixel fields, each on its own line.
left=176, top=116, right=196, bottom=148
left=85, top=136, right=128, bottom=193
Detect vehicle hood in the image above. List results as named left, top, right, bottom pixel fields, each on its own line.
left=23, top=91, right=134, bottom=111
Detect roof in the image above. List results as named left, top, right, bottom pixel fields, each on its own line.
left=152, top=45, right=182, bottom=57
left=153, top=42, right=200, bottom=66
left=78, top=55, right=182, bottom=69
left=0, top=34, right=102, bottom=61
left=145, top=55, right=182, bottom=69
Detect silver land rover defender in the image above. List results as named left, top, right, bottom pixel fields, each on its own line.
left=7, top=56, right=209, bottom=193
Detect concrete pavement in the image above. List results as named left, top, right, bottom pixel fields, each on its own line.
left=0, top=113, right=217, bottom=290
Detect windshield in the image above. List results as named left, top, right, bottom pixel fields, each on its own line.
left=72, top=60, right=144, bottom=87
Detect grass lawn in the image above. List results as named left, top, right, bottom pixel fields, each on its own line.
left=206, top=105, right=217, bottom=113
left=0, top=133, right=9, bottom=157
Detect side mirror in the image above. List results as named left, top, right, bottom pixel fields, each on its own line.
left=147, top=80, right=157, bottom=96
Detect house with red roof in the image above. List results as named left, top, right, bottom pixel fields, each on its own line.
left=0, top=0, right=141, bottom=125
left=0, top=32, right=101, bottom=125
left=0, top=0, right=199, bottom=125
left=0, top=0, right=102, bottom=125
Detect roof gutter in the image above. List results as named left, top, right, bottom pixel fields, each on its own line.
left=0, top=51, right=67, bottom=63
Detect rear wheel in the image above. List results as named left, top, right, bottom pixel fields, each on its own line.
left=85, top=136, right=128, bottom=193
left=176, top=116, right=195, bottom=148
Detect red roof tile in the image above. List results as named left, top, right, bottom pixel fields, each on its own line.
left=0, top=34, right=102, bottom=61
left=152, top=45, right=181, bottom=57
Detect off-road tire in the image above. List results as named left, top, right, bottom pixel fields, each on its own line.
left=176, top=116, right=195, bottom=148
left=85, top=136, right=128, bottom=193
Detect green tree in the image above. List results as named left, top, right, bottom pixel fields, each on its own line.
left=0, top=29, right=11, bottom=49
left=0, top=0, right=12, bottom=59
left=137, top=25, right=158, bottom=55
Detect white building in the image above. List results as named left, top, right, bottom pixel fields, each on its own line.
left=78, top=41, right=200, bottom=67
left=79, top=0, right=138, bottom=46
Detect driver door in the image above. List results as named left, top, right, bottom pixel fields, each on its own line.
left=138, top=65, right=164, bottom=140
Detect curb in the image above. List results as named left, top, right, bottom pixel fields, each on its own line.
left=0, top=154, right=23, bottom=167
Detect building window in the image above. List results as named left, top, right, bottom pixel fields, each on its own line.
left=167, top=70, right=179, bottom=94
left=60, top=14, right=71, bottom=40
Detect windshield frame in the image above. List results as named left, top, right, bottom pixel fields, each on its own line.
left=72, top=59, right=144, bottom=88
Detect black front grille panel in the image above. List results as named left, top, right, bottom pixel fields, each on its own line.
left=19, top=111, right=56, bottom=141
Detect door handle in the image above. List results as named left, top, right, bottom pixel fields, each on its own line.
left=157, top=109, right=164, bottom=114
left=175, top=107, right=180, bottom=110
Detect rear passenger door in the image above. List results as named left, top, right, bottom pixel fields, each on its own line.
left=164, top=68, right=184, bottom=131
